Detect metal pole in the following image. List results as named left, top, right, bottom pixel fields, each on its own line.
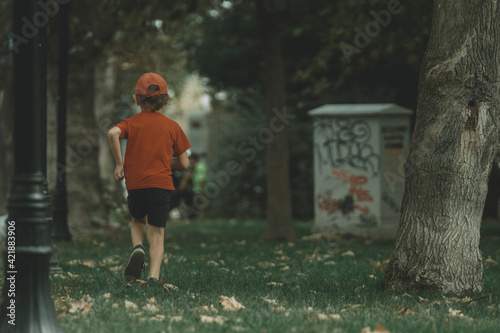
left=0, top=0, right=64, bottom=331
left=52, top=1, right=71, bottom=242
left=39, top=5, right=63, bottom=274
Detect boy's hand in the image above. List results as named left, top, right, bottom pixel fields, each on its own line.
left=114, top=164, right=124, bottom=181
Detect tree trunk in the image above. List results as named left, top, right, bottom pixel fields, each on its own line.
left=61, top=61, right=105, bottom=234
left=384, top=0, right=500, bottom=293
left=256, top=0, right=297, bottom=241
left=94, top=56, right=126, bottom=213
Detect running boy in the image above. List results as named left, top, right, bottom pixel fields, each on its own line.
left=107, top=72, right=191, bottom=284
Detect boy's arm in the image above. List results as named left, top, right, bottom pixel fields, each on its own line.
left=107, top=127, right=124, bottom=181
left=171, top=151, right=190, bottom=170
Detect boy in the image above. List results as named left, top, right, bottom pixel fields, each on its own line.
left=107, top=72, right=191, bottom=284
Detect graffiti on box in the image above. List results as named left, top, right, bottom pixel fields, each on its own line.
left=314, top=118, right=381, bottom=176
left=317, top=169, right=377, bottom=227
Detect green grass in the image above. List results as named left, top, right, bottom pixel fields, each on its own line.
left=5, top=219, right=500, bottom=332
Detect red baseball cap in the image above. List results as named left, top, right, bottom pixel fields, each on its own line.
left=135, top=72, right=168, bottom=97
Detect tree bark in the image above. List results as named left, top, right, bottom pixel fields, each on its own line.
left=384, top=0, right=500, bottom=292
left=61, top=61, right=105, bottom=234
left=256, top=0, right=298, bottom=241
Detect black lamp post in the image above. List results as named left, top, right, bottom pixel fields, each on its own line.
left=0, top=0, right=64, bottom=331
left=52, top=2, right=71, bottom=242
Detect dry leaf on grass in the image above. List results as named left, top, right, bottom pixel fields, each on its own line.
left=485, top=257, right=498, bottom=266
left=149, top=314, right=165, bottom=321
left=125, top=300, right=138, bottom=310
left=67, top=272, right=79, bottom=278
left=142, top=304, right=159, bottom=313
left=390, top=304, right=415, bottom=315
left=219, top=296, right=245, bottom=311
left=361, top=323, right=390, bottom=333
left=55, top=295, right=93, bottom=317
left=448, top=308, right=473, bottom=320
left=102, top=293, right=111, bottom=299
left=308, top=313, right=341, bottom=321
left=260, top=296, right=278, bottom=305
left=341, top=250, right=355, bottom=257
left=164, top=283, right=179, bottom=291
left=200, top=315, right=229, bottom=325
left=419, top=297, right=441, bottom=305
left=267, top=282, right=284, bottom=287
left=195, top=305, right=218, bottom=313
left=170, top=316, right=183, bottom=322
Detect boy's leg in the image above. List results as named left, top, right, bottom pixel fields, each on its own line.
left=124, top=217, right=147, bottom=281
left=147, top=225, right=164, bottom=279
left=131, top=216, right=147, bottom=246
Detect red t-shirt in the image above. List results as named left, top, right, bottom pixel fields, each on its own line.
left=115, top=111, right=191, bottom=190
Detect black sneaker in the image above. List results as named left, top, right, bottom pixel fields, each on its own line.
left=124, top=244, right=145, bottom=281
left=147, top=277, right=160, bottom=286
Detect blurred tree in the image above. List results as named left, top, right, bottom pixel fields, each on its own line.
left=384, top=0, right=500, bottom=292
left=187, top=1, right=433, bottom=223
left=255, top=0, right=297, bottom=241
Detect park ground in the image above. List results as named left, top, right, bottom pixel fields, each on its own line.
left=1, top=219, right=500, bottom=333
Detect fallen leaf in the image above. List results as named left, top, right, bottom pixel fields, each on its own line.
left=267, top=282, right=284, bottom=287
left=125, top=300, right=138, bottom=310
left=219, top=296, right=245, bottom=311
left=67, top=272, right=79, bottom=278
left=361, top=323, right=390, bottom=333
left=448, top=308, right=473, bottom=320
left=342, top=250, right=355, bottom=257
left=390, top=304, right=415, bottom=315
left=82, top=259, right=97, bottom=268
left=92, top=239, right=105, bottom=248
left=260, top=296, right=278, bottom=305
left=195, top=305, right=218, bottom=313
left=132, top=279, right=147, bottom=285
left=200, top=315, right=229, bottom=325
left=112, top=303, right=119, bottom=308
left=142, top=303, right=159, bottom=313
left=258, top=262, right=276, bottom=268
left=313, top=313, right=341, bottom=321
left=207, top=260, right=219, bottom=267
left=485, top=257, right=498, bottom=266
left=102, top=293, right=111, bottom=299
left=170, top=316, right=182, bottom=322
left=164, top=283, right=179, bottom=291
left=419, top=296, right=440, bottom=305
left=149, top=314, right=165, bottom=321
left=147, top=297, right=156, bottom=304
left=324, top=261, right=336, bottom=265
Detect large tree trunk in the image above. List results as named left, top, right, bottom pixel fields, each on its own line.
left=61, top=61, right=105, bottom=235
left=384, top=0, right=500, bottom=292
left=256, top=0, right=297, bottom=241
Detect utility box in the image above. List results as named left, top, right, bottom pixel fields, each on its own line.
left=308, top=104, right=412, bottom=240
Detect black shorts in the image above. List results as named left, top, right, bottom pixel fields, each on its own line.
left=127, top=188, right=172, bottom=227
